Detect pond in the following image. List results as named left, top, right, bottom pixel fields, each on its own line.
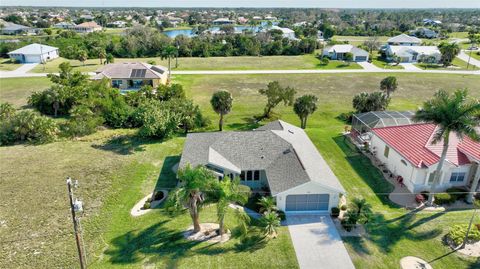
left=163, top=21, right=279, bottom=38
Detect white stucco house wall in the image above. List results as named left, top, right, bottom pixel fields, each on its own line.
left=8, top=43, right=59, bottom=63
left=178, top=120, right=346, bottom=213
left=323, top=44, right=369, bottom=62
left=385, top=45, right=441, bottom=63
left=370, top=123, right=480, bottom=194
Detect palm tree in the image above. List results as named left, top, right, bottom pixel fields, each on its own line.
left=216, top=177, right=250, bottom=238
left=260, top=211, right=281, bottom=238
left=167, top=165, right=217, bottom=233
left=380, top=76, right=398, bottom=98
left=257, top=196, right=277, bottom=213
left=293, top=94, right=319, bottom=129
left=414, top=89, right=480, bottom=206
left=438, top=42, right=460, bottom=67
left=77, top=50, right=88, bottom=66
left=98, top=49, right=106, bottom=65
left=210, top=90, right=233, bottom=131
left=351, top=197, right=372, bottom=223
left=161, top=45, right=178, bottom=81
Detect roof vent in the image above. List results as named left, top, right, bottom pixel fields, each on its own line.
left=288, top=130, right=294, bottom=134
left=260, top=155, right=265, bottom=159
left=283, top=149, right=291, bottom=154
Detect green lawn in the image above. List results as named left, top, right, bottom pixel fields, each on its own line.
left=415, top=57, right=477, bottom=71
left=0, top=57, right=22, bottom=71
left=1, top=73, right=479, bottom=268
left=0, top=77, right=51, bottom=107
left=370, top=53, right=404, bottom=70
left=466, top=51, right=480, bottom=61
left=31, top=55, right=361, bottom=73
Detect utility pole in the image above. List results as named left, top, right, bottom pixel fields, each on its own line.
left=461, top=205, right=478, bottom=249
left=67, top=177, right=86, bottom=269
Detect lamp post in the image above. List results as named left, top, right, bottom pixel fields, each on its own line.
left=67, top=177, right=86, bottom=269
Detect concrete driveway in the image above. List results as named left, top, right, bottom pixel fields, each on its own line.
left=399, top=63, right=422, bottom=71
left=357, top=61, right=381, bottom=71
left=287, top=214, right=355, bottom=269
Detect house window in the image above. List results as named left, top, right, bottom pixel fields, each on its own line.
left=240, top=171, right=245, bottom=181
left=401, top=160, right=408, bottom=166
left=112, top=80, right=122, bottom=88
left=428, top=171, right=437, bottom=184
left=450, top=172, right=466, bottom=182
left=384, top=146, right=390, bottom=158
left=247, top=171, right=253, bottom=181
left=254, top=171, right=260, bottom=181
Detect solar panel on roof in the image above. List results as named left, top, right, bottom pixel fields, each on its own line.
left=130, top=69, right=147, bottom=78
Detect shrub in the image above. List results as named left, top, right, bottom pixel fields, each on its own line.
left=331, top=207, right=340, bottom=218
left=0, top=102, right=15, bottom=121
left=446, top=225, right=480, bottom=246
left=134, top=100, right=179, bottom=139
left=63, top=105, right=103, bottom=137
left=0, top=110, right=58, bottom=145
left=420, top=191, right=430, bottom=200
left=147, top=60, right=157, bottom=65
left=154, top=191, right=164, bottom=201
left=142, top=201, right=151, bottom=210
left=320, top=57, right=329, bottom=65
left=341, top=210, right=359, bottom=231
left=446, top=187, right=468, bottom=201
left=276, top=210, right=286, bottom=221
left=434, top=193, right=454, bottom=205
left=340, top=204, right=347, bottom=211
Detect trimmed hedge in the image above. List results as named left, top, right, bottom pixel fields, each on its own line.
left=447, top=224, right=480, bottom=246
left=434, top=193, right=454, bottom=205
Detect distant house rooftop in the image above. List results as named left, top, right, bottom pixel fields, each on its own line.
left=8, top=43, right=58, bottom=55
left=387, top=34, right=421, bottom=44
left=93, top=62, right=167, bottom=80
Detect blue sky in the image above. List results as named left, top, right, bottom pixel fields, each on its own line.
left=1, top=0, right=479, bottom=8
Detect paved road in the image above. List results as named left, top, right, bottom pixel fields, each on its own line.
left=458, top=50, right=480, bottom=68
left=1, top=65, right=479, bottom=79
left=287, top=214, right=355, bottom=269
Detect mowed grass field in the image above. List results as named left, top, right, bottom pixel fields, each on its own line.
left=30, top=55, right=361, bottom=73
left=0, top=73, right=479, bottom=269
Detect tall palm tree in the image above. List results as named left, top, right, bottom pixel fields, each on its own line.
left=216, top=177, right=250, bottom=238
left=414, top=89, right=480, bottom=206
left=210, top=90, right=233, bottom=131
left=161, top=45, right=178, bottom=82
left=380, top=76, right=398, bottom=98
left=293, top=94, right=319, bottom=129
left=438, top=42, right=460, bottom=67
left=167, top=165, right=217, bottom=233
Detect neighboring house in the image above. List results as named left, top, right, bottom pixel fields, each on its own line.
left=178, top=120, right=346, bottom=213
left=213, top=18, right=234, bottom=25
left=270, top=26, right=296, bottom=40
left=74, top=21, right=102, bottom=33
left=385, top=45, right=441, bottom=63
left=0, top=20, right=33, bottom=35
left=370, top=123, right=480, bottom=194
left=387, top=34, right=421, bottom=46
left=322, top=44, right=369, bottom=62
left=7, top=43, right=59, bottom=63
left=93, top=62, right=168, bottom=91
left=53, top=22, right=76, bottom=29
left=317, top=30, right=324, bottom=41
left=410, top=28, right=438, bottom=39
left=423, top=19, right=442, bottom=26
left=107, top=21, right=126, bottom=28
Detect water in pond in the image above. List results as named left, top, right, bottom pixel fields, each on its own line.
left=163, top=21, right=278, bottom=38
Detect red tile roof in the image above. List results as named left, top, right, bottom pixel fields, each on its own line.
left=372, top=123, right=479, bottom=168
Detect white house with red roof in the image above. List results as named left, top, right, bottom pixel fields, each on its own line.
left=370, top=123, right=480, bottom=195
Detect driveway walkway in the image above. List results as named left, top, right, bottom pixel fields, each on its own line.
left=399, top=63, right=422, bottom=71
left=357, top=61, right=381, bottom=71
left=287, top=214, right=355, bottom=269
left=458, top=50, right=480, bottom=68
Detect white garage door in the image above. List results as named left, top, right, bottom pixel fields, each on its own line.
left=25, top=55, right=41, bottom=63
left=285, top=194, right=329, bottom=211
left=355, top=56, right=367, bottom=62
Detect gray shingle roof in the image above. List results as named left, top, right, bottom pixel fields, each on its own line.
left=179, top=120, right=346, bottom=195
left=8, top=43, right=58, bottom=55
left=387, top=34, right=421, bottom=44
left=93, top=62, right=167, bottom=80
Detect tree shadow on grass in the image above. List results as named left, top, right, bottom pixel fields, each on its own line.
left=104, top=220, right=202, bottom=267
left=155, top=155, right=181, bottom=190
left=366, top=210, right=443, bottom=254
left=332, top=135, right=398, bottom=208
left=227, top=117, right=262, bottom=131
left=343, top=237, right=372, bottom=256
left=91, top=134, right=157, bottom=155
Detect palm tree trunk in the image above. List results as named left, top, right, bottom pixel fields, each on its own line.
left=427, top=134, right=450, bottom=206
left=219, top=216, right=225, bottom=236
left=168, top=57, right=172, bottom=82
left=189, top=198, right=201, bottom=233
left=219, top=113, right=224, bottom=131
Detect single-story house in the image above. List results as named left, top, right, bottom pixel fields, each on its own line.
left=387, top=34, right=421, bottom=46
left=53, top=22, right=76, bottom=29
left=322, top=44, right=369, bottom=62
left=385, top=45, right=441, bottom=63
left=410, top=28, right=438, bottom=39
left=0, top=20, right=33, bottom=35
left=7, top=43, right=59, bottom=63
left=370, top=123, right=480, bottom=194
left=270, top=26, right=296, bottom=40
left=93, top=62, right=168, bottom=91
left=178, top=120, right=346, bottom=213
left=108, top=21, right=126, bottom=28
left=213, top=18, right=234, bottom=25
left=74, top=21, right=102, bottom=33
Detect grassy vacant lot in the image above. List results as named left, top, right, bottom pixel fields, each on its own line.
left=0, top=77, right=51, bottom=107
left=0, top=58, right=22, bottom=71
left=31, top=55, right=361, bottom=73
left=1, top=73, right=479, bottom=269
left=415, top=57, right=476, bottom=71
